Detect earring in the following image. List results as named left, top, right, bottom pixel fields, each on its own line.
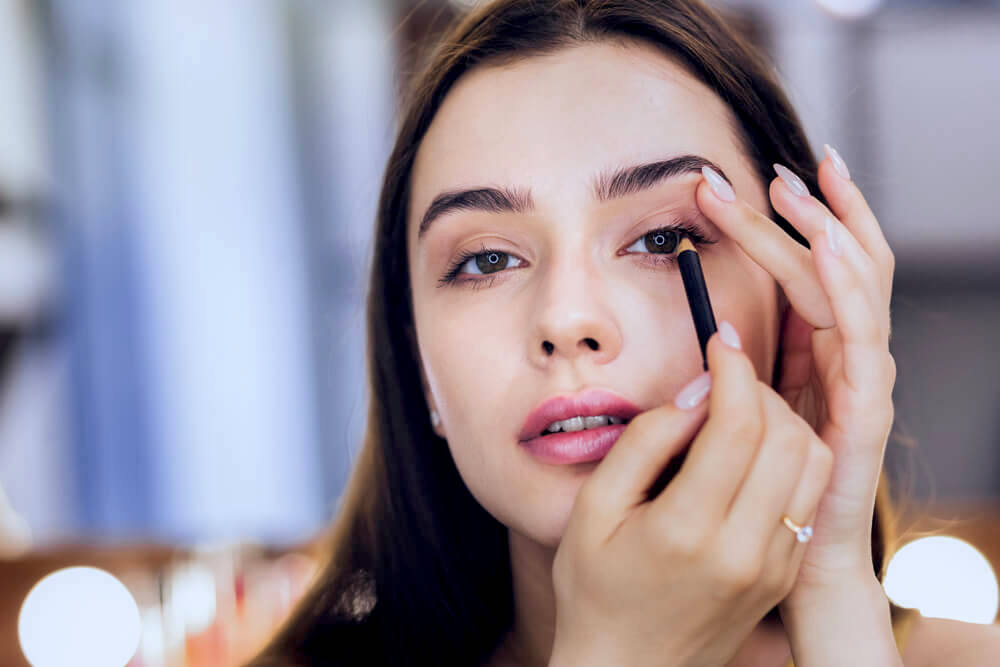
left=430, top=410, right=441, bottom=427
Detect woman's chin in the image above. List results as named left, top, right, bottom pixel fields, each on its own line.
left=506, top=473, right=594, bottom=550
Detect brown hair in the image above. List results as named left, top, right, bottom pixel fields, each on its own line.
left=249, top=1, right=913, bottom=664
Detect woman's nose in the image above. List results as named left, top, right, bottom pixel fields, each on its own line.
left=529, top=261, right=622, bottom=367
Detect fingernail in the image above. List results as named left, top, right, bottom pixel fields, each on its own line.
left=701, top=166, right=735, bottom=202
left=674, top=371, right=712, bottom=410
left=773, top=164, right=809, bottom=197
left=825, top=215, right=843, bottom=257
left=719, top=319, right=742, bottom=350
left=824, top=143, right=851, bottom=181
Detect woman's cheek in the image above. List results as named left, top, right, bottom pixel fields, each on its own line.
left=704, top=254, right=780, bottom=380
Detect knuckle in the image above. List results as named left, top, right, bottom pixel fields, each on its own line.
left=809, top=442, right=835, bottom=485
left=758, top=561, right=787, bottom=597
left=726, top=410, right=764, bottom=447
left=813, top=440, right=835, bottom=472
left=773, top=426, right=808, bottom=459
left=774, top=566, right=797, bottom=599
left=652, top=520, right=708, bottom=559
left=715, top=552, right=762, bottom=593
left=883, top=246, right=896, bottom=271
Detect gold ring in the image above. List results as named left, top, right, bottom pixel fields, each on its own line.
left=782, top=515, right=813, bottom=543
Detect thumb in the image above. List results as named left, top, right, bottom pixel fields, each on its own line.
left=578, top=382, right=710, bottom=538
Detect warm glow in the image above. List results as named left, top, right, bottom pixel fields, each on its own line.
left=883, top=536, right=999, bottom=624
left=18, top=566, right=141, bottom=667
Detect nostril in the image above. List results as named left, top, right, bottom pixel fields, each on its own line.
left=584, top=338, right=599, bottom=351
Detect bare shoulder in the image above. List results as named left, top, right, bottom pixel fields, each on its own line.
left=902, top=614, right=1000, bottom=666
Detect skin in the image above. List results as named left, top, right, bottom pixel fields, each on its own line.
left=404, top=40, right=1000, bottom=666
left=407, top=41, right=785, bottom=666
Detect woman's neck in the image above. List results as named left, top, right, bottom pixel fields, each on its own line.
left=491, top=529, right=792, bottom=667
left=496, top=530, right=558, bottom=667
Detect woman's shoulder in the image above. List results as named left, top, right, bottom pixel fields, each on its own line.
left=901, top=614, right=1000, bottom=666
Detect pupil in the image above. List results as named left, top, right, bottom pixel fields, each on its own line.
left=476, top=252, right=508, bottom=273
left=645, top=230, right=679, bottom=253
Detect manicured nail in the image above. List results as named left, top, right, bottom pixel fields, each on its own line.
left=824, top=143, right=851, bottom=180
left=674, top=371, right=712, bottom=410
left=773, top=163, right=809, bottom=197
left=701, top=166, right=735, bottom=202
left=825, top=216, right=843, bottom=256
left=719, top=319, right=742, bottom=350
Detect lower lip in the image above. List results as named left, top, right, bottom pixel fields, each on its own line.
left=519, top=424, right=628, bottom=465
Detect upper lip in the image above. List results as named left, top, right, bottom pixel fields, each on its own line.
left=518, top=388, right=643, bottom=441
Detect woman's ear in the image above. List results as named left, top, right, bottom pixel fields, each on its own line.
left=409, top=322, right=446, bottom=439
left=420, top=369, right=446, bottom=439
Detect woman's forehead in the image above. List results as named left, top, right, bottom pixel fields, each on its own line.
left=409, top=41, right=743, bottom=228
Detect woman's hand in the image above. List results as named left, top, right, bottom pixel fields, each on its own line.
left=696, top=146, right=896, bottom=600
left=549, top=328, right=834, bottom=667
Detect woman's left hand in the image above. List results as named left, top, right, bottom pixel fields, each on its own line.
left=695, top=145, right=896, bottom=601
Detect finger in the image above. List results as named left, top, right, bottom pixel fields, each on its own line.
left=696, top=173, right=836, bottom=329
left=580, top=392, right=709, bottom=541
left=813, top=215, right=893, bottom=393
left=775, top=433, right=833, bottom=559
left=723, top=385, right=810, bottom=553
left=769, top=169, right=886, bottom=314
left=655, top=321, right=763, bottom=529
left=818, top=144, right=895, bottom=280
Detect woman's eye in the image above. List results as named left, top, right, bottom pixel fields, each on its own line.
left=462, top=251, right=523, bottom=275
left=438, top=224, right=712, bottom=288
left=625, top=228, right=681, bottom=255
left=438, top=249, right=526, bottom=287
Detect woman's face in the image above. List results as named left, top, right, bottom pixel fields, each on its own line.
left=408, top=41, right=782, bottom=548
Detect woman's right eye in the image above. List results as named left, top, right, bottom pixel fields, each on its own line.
left=438, top=248, right=525, bottom=287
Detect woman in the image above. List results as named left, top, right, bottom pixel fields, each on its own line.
left=251, top=1, right=1000, bottom=665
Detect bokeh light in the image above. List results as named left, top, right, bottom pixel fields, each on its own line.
left=18, top=566, right=141, bottom=667
left=883, top=536, right=999, bottom=624
left=814, top=0, right=884, bottom=19
left=167, top=563, right=218, bottom=636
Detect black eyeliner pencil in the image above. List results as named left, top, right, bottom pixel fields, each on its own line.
left=677, top=236, right=717, bottom=372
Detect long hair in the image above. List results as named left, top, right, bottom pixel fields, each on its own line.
left=250, top=1, right=913, bottom=664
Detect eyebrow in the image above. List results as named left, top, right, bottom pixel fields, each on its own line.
left=417, top=154, right=731, bottom=240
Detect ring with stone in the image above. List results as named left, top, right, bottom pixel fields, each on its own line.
left=782, top=515, right=814, bottom=543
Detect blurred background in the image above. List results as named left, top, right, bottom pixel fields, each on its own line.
left=1, top=0, right=998, bottom=664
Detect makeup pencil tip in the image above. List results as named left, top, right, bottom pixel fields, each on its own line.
left=678, top=236, right=696, bottom=254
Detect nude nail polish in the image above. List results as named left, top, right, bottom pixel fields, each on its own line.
left=701, top=166, right=735, bottom=202
left=773, top=164, right=809, bottom=197
left=674, top=372, right=712, bottom=410
left=824, top=143, right=851, bottom=180
left=719, top=320, right=742, bottom=349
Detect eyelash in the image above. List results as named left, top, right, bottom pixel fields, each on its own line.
left=436, top=220, right=718, bottom=288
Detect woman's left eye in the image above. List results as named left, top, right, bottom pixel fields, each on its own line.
left=625, top=228, right=682, bottom=255
left=622, top=222, right=718, bottom=269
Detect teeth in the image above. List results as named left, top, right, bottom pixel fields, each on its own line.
left=543, top=415, right=625, bottom=434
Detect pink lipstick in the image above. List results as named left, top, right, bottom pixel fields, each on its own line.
left=519, top=389, right=642, bottom=465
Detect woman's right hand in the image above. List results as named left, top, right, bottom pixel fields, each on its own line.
left=549, top=321, right=835, bottom=667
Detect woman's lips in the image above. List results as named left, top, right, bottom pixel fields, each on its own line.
left=519, top=423, right=628, bottom=465
left=518, top=389, right=642, bottom=441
